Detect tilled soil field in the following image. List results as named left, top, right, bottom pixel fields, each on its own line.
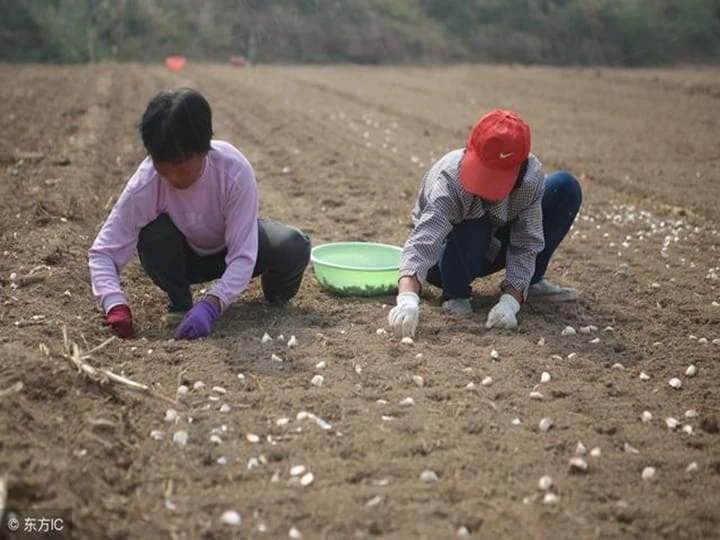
left=0, top=63, right=719, bottom=539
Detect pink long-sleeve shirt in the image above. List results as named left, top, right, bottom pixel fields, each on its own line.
left=88, top=140, right=259, bottom=314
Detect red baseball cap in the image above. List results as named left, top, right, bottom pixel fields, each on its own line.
left=459, top=109, right=531, bottom=201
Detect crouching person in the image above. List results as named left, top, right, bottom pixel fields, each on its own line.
left=88, top=87, right=311, bottom=340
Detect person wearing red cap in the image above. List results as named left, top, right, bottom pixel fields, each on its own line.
left=388, top=109, right=582, bottom=338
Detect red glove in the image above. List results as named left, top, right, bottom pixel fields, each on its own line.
left=106, top=304, right=133, bottom=338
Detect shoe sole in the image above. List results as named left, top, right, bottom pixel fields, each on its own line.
left=528, top=292, right=579, bottom=303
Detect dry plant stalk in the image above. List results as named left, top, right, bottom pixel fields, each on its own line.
left=0, top=474, right=7, bottom=524
left=0, top=274, right=47, bottom=288
left=56, top=327, right=178, bottom=406
left=0, top=381, right=23, bottom=398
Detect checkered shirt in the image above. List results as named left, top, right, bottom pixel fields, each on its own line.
left=399, top=148, right=546, bottom=299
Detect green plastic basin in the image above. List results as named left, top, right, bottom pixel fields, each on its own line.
left=310, top=242, right=403, bottom=296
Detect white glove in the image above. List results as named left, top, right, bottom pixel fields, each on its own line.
left=388, top=292, right=420, bottom=338
left=485, top=294, right=520, bottom=329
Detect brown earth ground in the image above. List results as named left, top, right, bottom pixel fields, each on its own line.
left=1, top=63, right=719, bottom=540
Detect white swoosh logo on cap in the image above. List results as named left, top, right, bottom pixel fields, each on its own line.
left=499, top=152, right=514, bottom=159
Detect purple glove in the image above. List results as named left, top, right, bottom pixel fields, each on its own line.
left=173, top=299, right=220, bottom=340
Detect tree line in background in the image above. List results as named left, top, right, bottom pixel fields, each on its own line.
left=1, top=0, right=719, bottom=66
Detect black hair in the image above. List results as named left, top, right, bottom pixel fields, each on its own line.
left=139, top=88, right=213, bottom=163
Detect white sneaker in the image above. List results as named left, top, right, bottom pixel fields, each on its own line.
left=442, top=298, right=473, bottom=315
left=528, top=280, right=578, bottom=302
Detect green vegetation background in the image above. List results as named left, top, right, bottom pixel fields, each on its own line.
left=1, top=0, right=718, bottom=65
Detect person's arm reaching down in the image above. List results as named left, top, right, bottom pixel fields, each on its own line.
left=174, top=168, right=259, bottom=340
left=88, top=180, right=157, bottom=338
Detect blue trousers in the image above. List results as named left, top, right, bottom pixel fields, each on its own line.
left=426, top=171, right=582, bottom=300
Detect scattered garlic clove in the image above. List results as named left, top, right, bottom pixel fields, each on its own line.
left=539, top=417, right=554, bottom=432
left=490, top=349, right=500, bottom=360
left=540, top=372, right=551, bottom=383
left=551, top=354, right=563, bottom=361
left=290, top=465, right=306, bottom=476
left=300, top=472, right=314, bottom=486
left=685, top=409, right=698, bottom=419
left=209, top=434, right=222, bottom=445
left=165, top=409, right=179, bottom=423
left=543, top=493, right=559, bottom=504
left=221, top=510, right=242, bottom=526
left=685, top=365, right=697, bottom=377
left=611, top=363, right=625, bottom=370
left=412, top=375, right=424, bottom=387
left=289, top=527, right=302, bottom=539
left=567, top=352, right=578, bottom=360
left=561, top=326, right=577, bottom=336
left=639, top=371, right=650, bottom=381
left=512, top=418, right=522, bottom=426
left=276, top=417, right=290, bottom=426
left=668, top=377, right=682, bottom=389
left=698, top=337, right=708, bottom=344
left=150, top=430, right=165, bottom=440
left=261, top=332, right=272, bottom=344
left=246, top=433, right=260, bottom=443
left=538, top=475, right=553, bottom=490
left=310, top=375, right=324, bottom=387
left=529, top=391, right=544, bottom=400
left=401, top=336, right=414, bottom=345
left=641, top=466, right=656, bottom=480
left=271, top=353, right=283, bottom=363
left=287, top=335, right=298, bottom=348
left=590, top=447, right=602, bottom=457
left=176, top=385, right=189, bottom=396
left=576, top=441, right=587, bottom=455
left=399, top=397, right=415, bottom=407
left=172, top=430, right=188, bottom=447
left=537, top=337, right=546, bottom=346
left=641, top=411, right=653, bottom=423
left=590, top=337, right=601, bottom=344
left=457, top=526, right=470, bottom=537
left=420, top=470, right=439, bottom=482
left=686, top=462, right=698, bottom=473
left=624, top=442, right=639, bottom=454
left=466, top=382, right=476, bottom=391
left=193, top=381, right=205, bottom=390
left=682, top=425, right=694, bottom=435
left=666, top=417, right=680, bottom=430
left=481, top=376, right=493, bottom=387
left=376, top=328, right=387, bottom=335
left=219, top=403, right=231, bottom=413
left=569, top=457, right=588, bottom=474
left=579, top=326, right=592, bottom=334
left=315, top=360, right=326, bottom=369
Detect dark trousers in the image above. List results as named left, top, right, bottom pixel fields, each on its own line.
left=427, top=171, right=582, bottom=299
left=137, top=214, right=311, bottom=311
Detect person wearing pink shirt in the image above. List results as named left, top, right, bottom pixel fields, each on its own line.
left=88, top=88, right=311, bottom=340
